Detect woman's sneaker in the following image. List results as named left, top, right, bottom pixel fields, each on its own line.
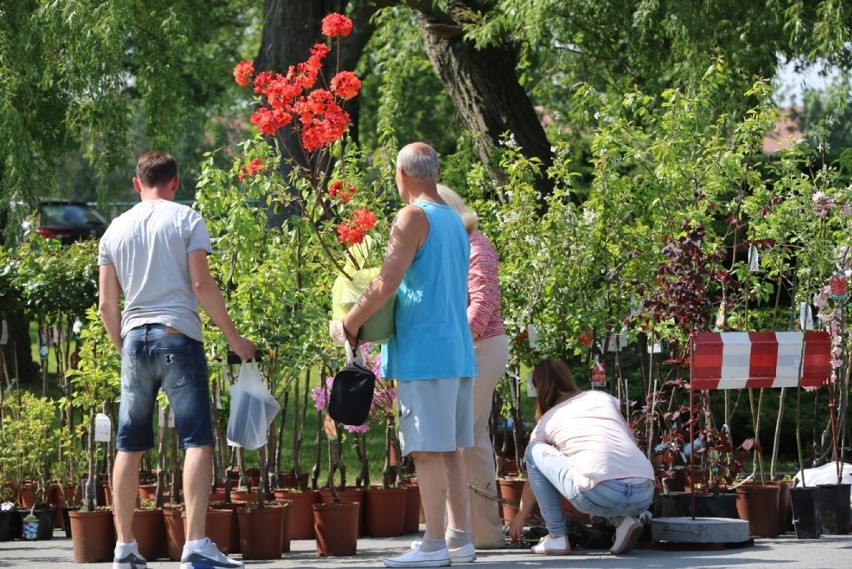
left=530, top=534, right=571, bottom=555
left=180, top=540, right=243, bottom=569
left=610, top=516, right=643, bottom=555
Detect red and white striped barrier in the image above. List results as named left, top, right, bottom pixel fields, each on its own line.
left=691, top=331, right=831, bottom=390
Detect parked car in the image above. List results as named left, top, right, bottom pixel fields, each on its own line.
left=24, top=200, right=108, bottom=244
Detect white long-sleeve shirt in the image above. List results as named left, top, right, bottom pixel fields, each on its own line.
left=530, top=390, right=654, bottom=491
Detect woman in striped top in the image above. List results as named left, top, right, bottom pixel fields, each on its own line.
left=438, top=185, right=510, bottom=549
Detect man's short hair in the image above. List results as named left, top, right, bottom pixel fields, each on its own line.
left=136, top=151, right=178, bottom=188
left=397, top=144, right=439, bottom=181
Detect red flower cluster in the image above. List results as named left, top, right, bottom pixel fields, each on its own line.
left=321, top=13, right=353, bottom=37
left=328, top=180, right=356, bottom=202
left=233, top=13, right=361, bottom=150
left=238, top=158, right=267, bottom=181
left=337, top=208, right=377, bottom=247
left=233, top=60, right=254, bottom=87
left=330, top=71, right=361, bottom=100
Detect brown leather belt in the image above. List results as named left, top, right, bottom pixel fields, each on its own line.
left=165, top=326, right=181, bottom=335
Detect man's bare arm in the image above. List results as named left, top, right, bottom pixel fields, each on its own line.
left=98, top=264, right=123, bottom=352
left=342, top=205, right=428, bottom=341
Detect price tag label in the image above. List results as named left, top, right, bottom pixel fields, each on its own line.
left=94, top=413, right=112, bottom=442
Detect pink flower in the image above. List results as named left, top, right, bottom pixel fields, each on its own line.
left=813, top=191, right=835, bottom=217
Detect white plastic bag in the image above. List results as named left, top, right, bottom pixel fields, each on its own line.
left=226, top=362, right=280, bottom=450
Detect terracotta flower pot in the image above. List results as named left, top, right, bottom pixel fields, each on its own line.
left=313, top=502, right=359, bottom=556
left=119, top=508, right=166, bottom=560
left=237, top=505, right=285, bottom=560
left=736, top=484, right=780, bottom=538
left=183, top=508, right=234, bottom=555
left=365, top=486, right=406, bottom=537
left=69, top=510, right=116, bottom=563
left=273, top=489, right=318, bottom=540
left=163, top=507, right=186, bottom=561
left=320, top=487, right=366, bottom=536
left=497, top=478, right=525, bottom=526
left=208, top=502, right=241, bottom=554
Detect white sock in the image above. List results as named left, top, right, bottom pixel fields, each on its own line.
left=185, top=537, right=210, bottom=551
left=419, top=537, right=447, bottom=552
left=446, top=527, right=471, bottom=549
left=114, top=540, right=137, bottom=555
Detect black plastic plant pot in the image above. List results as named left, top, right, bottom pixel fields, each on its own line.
left=790, top=487, right=821, bottom=539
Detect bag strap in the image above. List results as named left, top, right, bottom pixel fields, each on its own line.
left=342, top=324, right=364, bottom=366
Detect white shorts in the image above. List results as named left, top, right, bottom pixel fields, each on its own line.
left=396, top=377, right=474, bottom=455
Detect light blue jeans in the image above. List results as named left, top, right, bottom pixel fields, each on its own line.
left=525, top=441, right=654, bottom=537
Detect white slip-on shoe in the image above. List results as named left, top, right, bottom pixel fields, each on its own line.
left=411, top=539, right=476, bottom=563
left=530, top=534, right=571, bottom=555
left=384, top=545, right=451, bottom=568
left=610, top=516, right=643, bottom=555
left=449, top=542, right=477, bottom=563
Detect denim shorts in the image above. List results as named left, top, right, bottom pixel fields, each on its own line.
left=117, top=324, right=214, bottom=451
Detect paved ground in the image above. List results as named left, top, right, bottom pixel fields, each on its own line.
left=0, top=527, right=850, bottom=568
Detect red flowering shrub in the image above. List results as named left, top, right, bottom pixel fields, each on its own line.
left=233, top=12, right=376, bottom=276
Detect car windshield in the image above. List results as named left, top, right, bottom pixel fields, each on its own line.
left=41, top=204, right=106, bottom=228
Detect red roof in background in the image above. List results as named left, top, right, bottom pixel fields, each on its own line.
left=763, top=106, right=803, bottom=154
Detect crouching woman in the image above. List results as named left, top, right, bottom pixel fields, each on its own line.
left=508, top=358, right=654, bottom=555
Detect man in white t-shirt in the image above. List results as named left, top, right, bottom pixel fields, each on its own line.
left=98, top=151, right=255, bottom=569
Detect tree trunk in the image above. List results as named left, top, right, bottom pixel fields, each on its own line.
left=410, top=2, right=554, bottom=203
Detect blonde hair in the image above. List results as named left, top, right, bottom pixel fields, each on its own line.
left=436, top=184, right=478, bottom=232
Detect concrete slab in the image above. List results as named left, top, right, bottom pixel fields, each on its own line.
left=651, top=516, right=750, bottom=543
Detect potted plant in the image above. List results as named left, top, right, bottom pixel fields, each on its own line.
left=65, top=308, right=119, bottom=562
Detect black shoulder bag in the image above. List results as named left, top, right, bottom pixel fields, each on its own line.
left=328, top=331, right=376, bottom=426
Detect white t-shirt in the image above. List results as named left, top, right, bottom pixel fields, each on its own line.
left=98, top=200, right=212, bottom=342
left=530, top=390, right=654, bottom=491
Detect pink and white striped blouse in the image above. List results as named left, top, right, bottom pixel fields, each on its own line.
left=467, top=229, right=505, bottom=341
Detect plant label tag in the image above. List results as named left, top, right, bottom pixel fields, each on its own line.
left=606, top=333, right=628, bottom=352
left=158, top=405, right=175, bottom=428
left=94, top=413, right=112, bottom=442
left=526, top=371, right=536, bottom=398
left=527, top=324, right=539, bottom=349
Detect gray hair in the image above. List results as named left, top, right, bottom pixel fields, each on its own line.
left=397, top=143, right=440, bottom=181
left=436, top=184, right=478, bottom=232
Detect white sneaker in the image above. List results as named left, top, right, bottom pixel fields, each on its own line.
left=410, top=540, right=476, bottom=562
left=180, top=539, right=243, bottom=569
left=530, top=534, right=571, bottom=555
left=385, top=545, right=451, bottom=567
left=113, top=542, right=146, bottom=569
left=610, top=516, right=643, bottom=555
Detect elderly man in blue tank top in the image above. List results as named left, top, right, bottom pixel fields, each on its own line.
left=342, top=142, right=478, bottom=568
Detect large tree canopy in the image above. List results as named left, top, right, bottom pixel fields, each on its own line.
left=1, top=0, right=851, bottom=227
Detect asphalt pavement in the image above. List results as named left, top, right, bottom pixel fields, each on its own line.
left=0, top=526, right=850, bottom=569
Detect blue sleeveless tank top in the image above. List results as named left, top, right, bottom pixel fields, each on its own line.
left=380, top=200, right=477, bottom=380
